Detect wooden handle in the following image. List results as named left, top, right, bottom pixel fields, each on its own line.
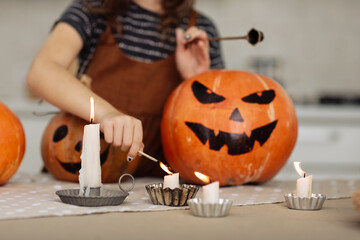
left=207, top=28, right=264, bottom=46
left=208, top=36, right=247, bottom=41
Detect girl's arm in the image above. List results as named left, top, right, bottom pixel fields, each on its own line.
left=26, top=22, right=143, bottom=159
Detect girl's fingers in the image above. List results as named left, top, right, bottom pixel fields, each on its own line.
left=102, top=120, right=114, bottom=144
left=176, top=28, right=185, bottom=49
left=184, top=27, right=207, bottom=43
left=113, top=118, right=124, bottom=146
left=127, top=120, right=143, bottom=160
left=196, top=40, right=210, bottom=62
left=121, top=117, right=133, bottom=152
left=100, top=113, right=144, bottom=162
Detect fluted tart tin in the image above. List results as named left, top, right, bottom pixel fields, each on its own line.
left=284, top=193, right=326, bottom=210
left=187, top=198, right=233, bottom=218
left=145, top=183, right=200, bottom=206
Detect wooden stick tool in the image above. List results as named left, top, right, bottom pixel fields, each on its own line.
left=207, top=28, right=264, bottom=46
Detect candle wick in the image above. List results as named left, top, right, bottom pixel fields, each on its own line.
left=303, top=173, right=306, bottom=178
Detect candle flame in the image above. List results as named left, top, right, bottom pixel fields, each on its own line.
left=90, top=97, right=94, bottom=123
left=160, top=162, right=173, bottom=175
left=194, top=171, right=211, bottom=184
left=293, top=162, right=306, bottom=177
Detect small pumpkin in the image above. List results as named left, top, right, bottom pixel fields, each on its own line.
left=41, top=112, right=139, bottom=182
left=0, top=102, right=26, bottom=185
left=161, top=70, right=298, bottom=186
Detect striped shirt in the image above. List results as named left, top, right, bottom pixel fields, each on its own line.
left=57, top=0, right=225, bottom=77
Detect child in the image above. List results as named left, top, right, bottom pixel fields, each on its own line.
left=27, top=0, right=224, bottom=176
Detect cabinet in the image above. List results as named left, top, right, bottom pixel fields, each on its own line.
left=276, top=105, right=360, bottom=180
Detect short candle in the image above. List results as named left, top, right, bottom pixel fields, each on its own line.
left=160, top=162, right=179, bottom=189
left=194, top=171, right=220, bottom=204
left=202, top=181, right=219, bottom=204
left=163, top=173, right=179, bottom=189
left=294, top=162, right=312, bottom=197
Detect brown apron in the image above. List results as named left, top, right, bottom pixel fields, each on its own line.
left=85, top=11, right=197, bottom=176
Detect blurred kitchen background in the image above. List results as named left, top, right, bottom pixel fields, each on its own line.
left=1, top=0, right=359, bottom=179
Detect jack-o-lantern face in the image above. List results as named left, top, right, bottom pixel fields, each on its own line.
left=161, top=70, right=298, bottom=186
left=41, top=112, right=139, bottom=183
left=185, top=80, right=278, bottom=155
left=51, top=124, right=109, bottom=174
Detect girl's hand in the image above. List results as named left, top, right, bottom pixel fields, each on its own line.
left=175, top=27, right=210, bottom=80
left=99, top=111, right=144, bottom=161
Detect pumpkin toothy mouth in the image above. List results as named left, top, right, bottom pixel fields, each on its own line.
left=185, top=120, right=277, bottom=155
left=57, top=145, right=110, bottom=174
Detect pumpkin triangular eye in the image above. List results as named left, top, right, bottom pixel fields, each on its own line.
left=191, top=80, right=225, bottom=104
left=242, top=90, right=275, bottom=104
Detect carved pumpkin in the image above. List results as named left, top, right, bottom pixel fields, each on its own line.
left=161, top=70, right=298, bottom=186
left=41, top=112, right=139, bottom=182
left=0, top=102, right=26, bottom=185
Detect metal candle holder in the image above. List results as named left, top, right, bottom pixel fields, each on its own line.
left=145, top=183, right=199, bottom=206
left=284, top=193, right=326, bottom=210
left=56, top=173, right=135, bottom=207
left=187, top=198, right=233, bottom=218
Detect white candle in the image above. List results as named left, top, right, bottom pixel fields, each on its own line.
left=294, top=162, right=312, bottom=197
left=79, top=97, right=102, bottom=196
left=202, top=181, right=219, bottom=204
left=163, top=173, right=179, bottom=189
left=296, top=175, right=312, bottom=197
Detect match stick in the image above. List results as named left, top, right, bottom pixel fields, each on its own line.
left=138, top=150, right=159, bottom=163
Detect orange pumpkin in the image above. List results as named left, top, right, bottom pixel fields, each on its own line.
left=0, top=102, right=26, bottom=185
left=41, top=112, right=139, bottom=182
left=161, top=70, right=298, bottom=186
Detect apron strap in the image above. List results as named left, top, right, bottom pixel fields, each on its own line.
left=188, top=9, right=198, bottom=28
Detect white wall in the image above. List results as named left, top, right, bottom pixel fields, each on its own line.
left=196, top=0, right=360, bottom=103
left=1, top=0, right=72, bottom=174
left=0, top=0, right=72, bottom=99
left=1, top=0, right=360, bottom=103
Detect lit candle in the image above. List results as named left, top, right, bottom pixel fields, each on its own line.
left=194, top=171, right=219, bottom=204
left=79, top=97, right=101, bottom=196
left=294, top=162, right=312, bottom=197
left=202, top=181, right=219, bottom=204
left=160, top=162, right=179, bottom=189
left=163, top=173, right=179, bottom=189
